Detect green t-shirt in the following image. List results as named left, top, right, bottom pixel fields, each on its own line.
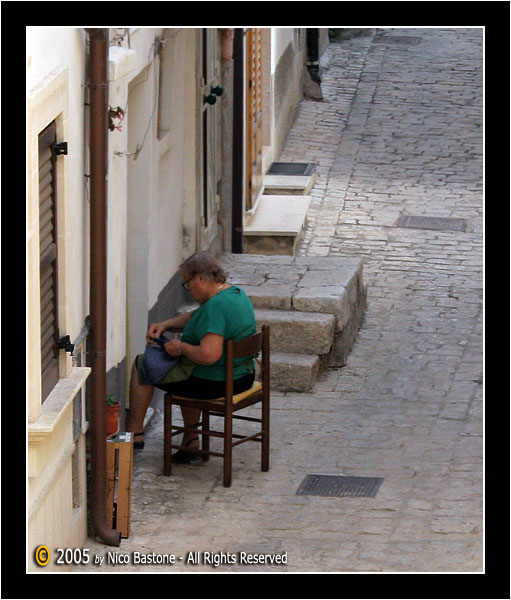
left=181, top=285, right=257, bottom=381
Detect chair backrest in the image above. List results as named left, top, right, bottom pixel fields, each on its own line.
left=224, top=325, right=270, bottom=401
left=232, top=330, right=263, bottom=359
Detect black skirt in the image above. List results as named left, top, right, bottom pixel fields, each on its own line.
left=155, top=372, right=255, bottom=400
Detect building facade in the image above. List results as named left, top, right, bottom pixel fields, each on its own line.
left=27, top=26, right=326, bottom=571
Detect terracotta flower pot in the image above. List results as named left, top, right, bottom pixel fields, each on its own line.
left=106, top=402, right=120, bottom=438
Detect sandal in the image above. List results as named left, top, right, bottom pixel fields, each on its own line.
left=172, top=437, right=201, bottom=463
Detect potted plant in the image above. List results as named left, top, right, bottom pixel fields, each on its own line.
left=106, top=395, right=120, bottom=438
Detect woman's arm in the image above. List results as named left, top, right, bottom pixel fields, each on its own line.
left=164, top=333, right=223, bottom=365
left=164, top=311, right=193, bottom=330
left=146, top=311, right=194, bottom=343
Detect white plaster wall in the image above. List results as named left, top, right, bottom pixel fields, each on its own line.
left=148, top=29, right=189, bottom=307
left=27, top=27, right=84, bottom=91
left=125, top=62, right=151, bottom=364
left=122, top=28, right=197, bottom=366
left=271, top=28, right=295, bottom=74
left=106, top=46, right=135, bottom=369
left=269, top=28, right=306, bottom=163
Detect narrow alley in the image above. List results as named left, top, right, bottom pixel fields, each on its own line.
left=75, top=28, right=483, bottom=573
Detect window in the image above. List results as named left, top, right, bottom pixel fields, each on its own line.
left=38, top=121, right=59, bottom=402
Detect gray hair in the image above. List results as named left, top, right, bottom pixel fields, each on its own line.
left=180, top=251, right=227, bottom=283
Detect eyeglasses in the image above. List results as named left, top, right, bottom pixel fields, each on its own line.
left=181, top=274, right=196, bottom=291
left=181, top=271, right=217, bottom=291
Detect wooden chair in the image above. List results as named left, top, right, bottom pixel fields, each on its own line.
left=163, top=325, right=270, bottom=487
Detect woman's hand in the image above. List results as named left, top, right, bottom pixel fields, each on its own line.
left=146, top=312, right=194, bottom=344
left=163, top=339, right=182, bottom=357
left=161, top=333, right=224, bottom=364
left=146, top=321, right=168, bottom=344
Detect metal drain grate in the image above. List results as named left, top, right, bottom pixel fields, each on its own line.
left=372, top=36, right=421, bottom=46
left=395, top=215, right=468, bottom=232
left=268, top=162, right=316, bottom=176
left=296, top=474, right=384, bottom=498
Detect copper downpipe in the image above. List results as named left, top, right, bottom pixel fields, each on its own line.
left=86, top=27, right=121, bottom=547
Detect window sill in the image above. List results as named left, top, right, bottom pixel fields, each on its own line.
left=28, top=367, right=91, bottom=443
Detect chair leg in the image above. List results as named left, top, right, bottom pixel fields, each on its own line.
left=202, top=410, right=210, bottom=462
left=223, top=410, right=232, bottom=487
left=163, top=397, right=172, bottom=476
left=261, top=394, right=270, bottom=472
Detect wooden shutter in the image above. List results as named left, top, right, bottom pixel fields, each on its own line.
left=245, top=28, right=264, bottom=211
left=38, top=121, right=59, bottom=402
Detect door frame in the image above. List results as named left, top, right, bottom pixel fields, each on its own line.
left=198, top=28, right=221, bottom=252
left=232, top=28, right=245, bottom=253
left=245, top=28, right=264, bottom=214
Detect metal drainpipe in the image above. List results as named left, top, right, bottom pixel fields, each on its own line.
left=231, top=28, right=244, bottom=253
left=85, top=27, right=121, bottom=547
left=306, top=29, right=321, bottom=83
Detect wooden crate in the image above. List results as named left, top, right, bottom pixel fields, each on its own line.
left=106, top=432, right=134, bottom=538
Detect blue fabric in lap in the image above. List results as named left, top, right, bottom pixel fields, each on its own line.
left=139, top=345, right=179, bottom=385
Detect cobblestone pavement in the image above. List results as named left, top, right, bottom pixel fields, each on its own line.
left=75, top=28, right=483, bottom=573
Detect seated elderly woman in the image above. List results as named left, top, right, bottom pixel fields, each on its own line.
left=126, top=251, right=256, bottom=462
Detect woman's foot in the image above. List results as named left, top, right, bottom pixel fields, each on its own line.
left=172, top=436, right=200, bottom=463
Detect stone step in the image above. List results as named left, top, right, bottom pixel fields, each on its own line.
left=262, top=173, right=316, bottom=196
left=243, top=195, right=311, bottom=256
left=255, top=308, right=335, bottom=356
left=223, top=254, right=365, bottom=333
left=179, top=254, right=367, bottom=392
left=269, top=351, right=320, bottom=392
left=178, top=304, right=322, bottom=391
left=177, top=304, right=334, bottom=356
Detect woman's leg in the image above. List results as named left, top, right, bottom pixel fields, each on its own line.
left=159, top=374, right=254, bottom=454
left=126, top=360, right=154, bottom=439
left=177, top=374, right=254, bottom=453
left=180, top=406, right=201, bottom=449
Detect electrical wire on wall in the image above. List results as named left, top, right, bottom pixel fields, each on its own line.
left=114, top=35, right=161, bottom=160
left=113, top=29, right=183, bottom=160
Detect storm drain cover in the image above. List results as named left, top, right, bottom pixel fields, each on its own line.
left=296, top=474, right=384, bottom=498
left=395, top=215, right=468, bottom=232
left=372, top=36, right=421, bottom=46
left=268, top=162, right=316, bottom=176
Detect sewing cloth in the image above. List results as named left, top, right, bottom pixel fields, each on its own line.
left=137, top=350, right=195, bottom=386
